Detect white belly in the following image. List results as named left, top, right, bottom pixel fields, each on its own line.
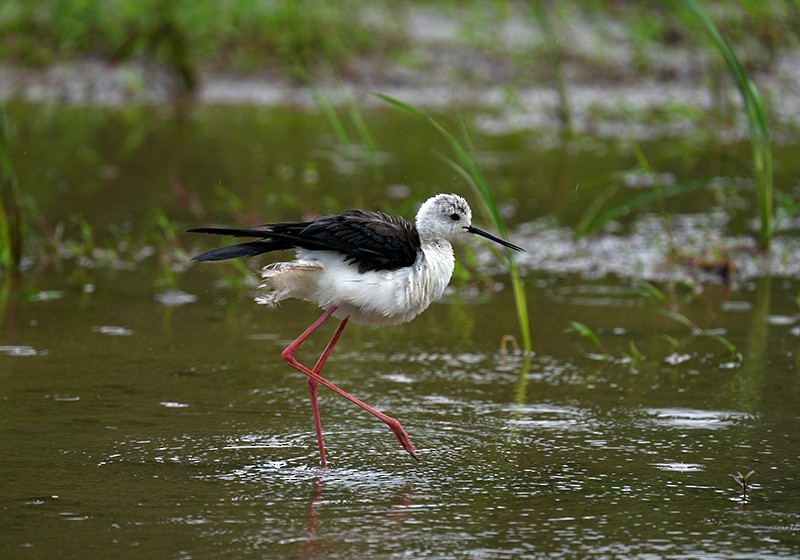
left=257, top=246, right=455, bottom=326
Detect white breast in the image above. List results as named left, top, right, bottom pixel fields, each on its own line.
left=293, top=243, right=456, bottom=326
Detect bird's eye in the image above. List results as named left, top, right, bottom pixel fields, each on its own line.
left=449, top=213, right=461, bottom=222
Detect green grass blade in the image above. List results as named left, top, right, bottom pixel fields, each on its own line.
left=294, top=63, right=351, bottom=148
left=634, top=280, right=666, bottom=303
left=567, top=321, right=601, bottom=348
left=577, top=177, right=710, bottom=237
left=659, top=308, right=701, bottom=334
left=676, top=0, right=773, bottom=249
left=573, top=183, right=620, bottom=238
left=374, top=91, right=530, bottom=351
left=662, top=334, right=680, bottom=349
left=567, top=321, right=610, bottom=358
left=371, top=92, right=427, bottom=118
left=706, top=334, right=737, bottom=354
left=345, top=96, right=382, bottom=179
left=311, top=89, right=350, bottom=147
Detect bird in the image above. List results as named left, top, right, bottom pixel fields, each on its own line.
left=189, top=193, right=524, bottom=467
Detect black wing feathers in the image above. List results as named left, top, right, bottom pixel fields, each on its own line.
left=189, top=209, right=421, bottom=272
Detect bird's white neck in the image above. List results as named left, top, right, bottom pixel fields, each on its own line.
left=407, top=240, right=455, bottom=311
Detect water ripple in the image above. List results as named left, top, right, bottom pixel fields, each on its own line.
left=643, top=407, right=752, bottom=430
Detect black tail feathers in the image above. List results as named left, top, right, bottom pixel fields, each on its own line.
left=188, top=227, right=285, bottom=262
left=192, top=241, right=273, bottom=262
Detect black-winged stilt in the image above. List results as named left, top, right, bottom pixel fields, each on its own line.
left=190, top=193, right=523, bottom=466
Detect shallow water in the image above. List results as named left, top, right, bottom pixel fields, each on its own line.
left=2, top=103, right=800, bottom=558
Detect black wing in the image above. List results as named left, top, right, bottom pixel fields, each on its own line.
left=187, top=227, right=298, bottom=262
left=189, top=209, right=421, bottom=273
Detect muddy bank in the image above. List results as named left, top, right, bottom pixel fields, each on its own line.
left=503, top=213, right=800, bottom=286
left=2, top=9, right=799, bottom=140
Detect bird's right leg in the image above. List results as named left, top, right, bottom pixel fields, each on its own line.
left=281, top=307, right=417, bottom=464
left=306, top=314, right=349, bottom=467
left=281, top=306, right=338, bottom=466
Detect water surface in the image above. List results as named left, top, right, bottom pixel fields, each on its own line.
left=1, top=103, right=799, bottom=558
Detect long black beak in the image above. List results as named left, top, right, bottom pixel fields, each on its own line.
left=466, top=225, right=524, bottom=252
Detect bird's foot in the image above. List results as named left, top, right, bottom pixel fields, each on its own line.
left=387, top=419, right=418, bottom=461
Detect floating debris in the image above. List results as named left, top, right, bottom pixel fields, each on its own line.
left=664, top=352, right=692, bottom=366
left=0, top=345, right=40, bottom=357
left=651, top=462, right=705, bottom=472
left=51, top=395, right=81, bottom=402
left=92, top=326, right=134, bottom=336
left=159, top=401, right=190, bottom=408
left=155, top=290, right=197, bottom=307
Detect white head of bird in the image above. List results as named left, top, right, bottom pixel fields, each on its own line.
left=415, top=193, right=473, bottom=244
left=416, top=193, right=521, bottom=252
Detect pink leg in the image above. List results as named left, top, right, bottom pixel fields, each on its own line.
left=282, top=307, right=417, bottom=465
left=307, top=316, right=349, bottom=467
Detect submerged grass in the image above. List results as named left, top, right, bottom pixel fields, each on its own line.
left=569, top=280, right=741, bottom=365
left=374, top=92, right=531, bottom=352
left=566, top=321, right=611, bottom=361
left=575, top=173, right=710, bottom=239
left=0, top=107, right=22, bottom=272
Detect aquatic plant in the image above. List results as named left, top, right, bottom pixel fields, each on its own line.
left=569, top=280, right=741, bottom=365
left=574, top=174, right=710, bottom=239
left=566, top=321, right=612, bottom=362
left=179, top=184, right=259, bottom=289
left=658, top=309, right=740, bottom=360
left=297, top=66, right=383, bottom=182
left=373, top=93, right=531, bottom=352
left=152, top=209, right=182, bottom=288
left=622, top=341, right=645, bottom=364
left=574, top=2, right=775, bottom=252
left=573, top=138, right=716, bottom=241
left=676, top=0, right=773, bottom=250
left=643, top=280, right=742, bottom=360
left=730, top=470, right=755, bottom=502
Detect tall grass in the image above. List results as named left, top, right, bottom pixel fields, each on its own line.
left=577, top=2, right=774, bottom=250
left=0, top=0, right=400, bottom=77
left=373, top=93, right=531, bottom=352
left=676, top=0, right=773, bottom=250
